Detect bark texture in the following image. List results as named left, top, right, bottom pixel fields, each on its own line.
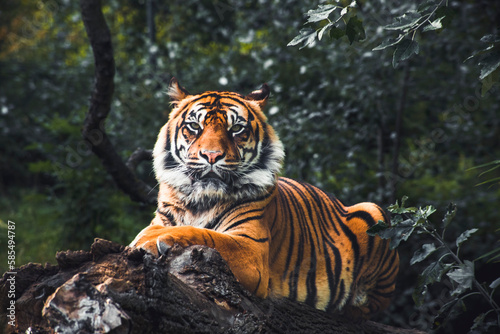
left=0, top=239, right=426, bottom=334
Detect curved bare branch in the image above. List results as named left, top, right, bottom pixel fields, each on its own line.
left=80, top=0, right=157, bottom=205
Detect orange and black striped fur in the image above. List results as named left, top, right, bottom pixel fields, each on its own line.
left=130, top=79, right=399, bottom=318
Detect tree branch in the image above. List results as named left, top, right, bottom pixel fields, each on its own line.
left=0, top=239, right=426, bottom=334
left=80, top=0, right=157, bottom=205
left=126, top=148, right=153, bottom=172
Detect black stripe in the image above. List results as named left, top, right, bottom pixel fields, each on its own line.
left=228, top=235, right=243, bottom=248
left=156, top=208, right=176, bottom=226
left=369, top=290, right=395, bottom=298
left=207, top=232, right=216, bottom=247
left=280, top=179, right=320, bottom=245
left=374, top=281, right=396, bottom=290
left=165, top=127, right=171, bottom=152
left=237, top=234, right=269, bottom=243
left=279, top=184, right=301, bottom=284
left=163, top=127, right=179, bottom=169
left=305, top=248, right=317, bottom=307
left=205, top=186, right=275, bottom=230
left=364, top=242, right=390, bottom=283
left=221, top=214, right=264, bottom=233
left=269, top=188, right=288, bottom=265
left=348, top=210, right=377, bottom=227
left=245, top=136, right=271, bottom=171
left=323, top=239, right=338, bottom=311
left=279, top=179, right=320, bottom=306
left=376, top=253, right=399, bottom=282
left=221, top=207, right=264, bottom=231
left=252, top=268, right=262, bottom=295
left=299, top=182, right=333, bottom=248
left=328, top=194, right=349, bottom=217
left=334, top=208, right=361, bottom=281
left=326, top=279, right=345, bottom=313
left=296, top=180, right=342, bottom=237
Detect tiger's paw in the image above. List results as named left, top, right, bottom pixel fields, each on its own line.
left=129, top=225, right=192, bottom=257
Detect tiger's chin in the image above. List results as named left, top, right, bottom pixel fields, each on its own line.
left=159, top=167, right=277, bottom=211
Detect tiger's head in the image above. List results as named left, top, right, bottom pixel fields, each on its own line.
left=153, top=78, right=285, bottom=209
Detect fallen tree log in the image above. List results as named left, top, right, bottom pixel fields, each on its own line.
left=0, top=239, right=425, bottom=334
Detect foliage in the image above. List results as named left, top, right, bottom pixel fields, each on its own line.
left=371, top=0, right=454, bottom=68
left=290, top=1, right=500, bottom=91
left=368, top=197, right=500, bottom=333
left=287, top=1, right=365, bottom=49
left=467, top=159, right=500, bottom=187
left=466, top=34, right=500, bottom=96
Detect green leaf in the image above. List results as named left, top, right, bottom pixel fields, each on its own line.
left=288, top=28, right=317, bottom=49
left=345, top=16, right=365, bottom=45
left=475, top=247, right=500, bottom=262
left=413, top=284, right=428, bottom=307
left=318, top=22, right=335, bottom=41
left=401, top=195, right=409, bottom=207
left=446, top=260, right=474, bottom=295
left=329, top=27, right=345, bottom=40
left=410, top=243, right=438, bottom=265
left=392, top=39, right=419, bottom=67
left=480, top=34, right=500, bottom=44
left=306, top=4, right=338, bottom=24
left=479, top=51, right=500, bottom=81
left=470, top=313, right=487, bottom=333
left=442, top=203, right=457, bottom=229
left=422, top=260, right=450, bottom=285
left=373, top=35, right=405, bottom=51
left=413, top=261, right=451, bottom=306
left=475, top=176, right=500, bottom=186
left=481, top=66, right=500, bottom=96
left=433, top=298, right=461, bottom=329
left=387, top=196, right=417, bottom=214
left=434, top=6, right=455, bottom=28
left=465, top=44, right=495, bottom=62
left=456, top=228, right=478, bottom=248
left=422, top=16, right=444, bottom=32
left=486, top=250, right=500, bottom=263
left=477, top=163, right=500, bottom=178
left=366, top=220, right=390, bottom=236
left=466, top=159, right=500, bottom=170
left=414, top=205, right=436, bottom=225
left=489, top=277, right=500, bottom=290
left=384, top=12, right=422, bottom=31
left=421, top=205, right=437, bottom=218
left=417, top=0, right=438, bottom=13
left=367, top=219, right=415, bottom=249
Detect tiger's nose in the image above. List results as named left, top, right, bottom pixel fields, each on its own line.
left=200, top=150, right=224, bottom=164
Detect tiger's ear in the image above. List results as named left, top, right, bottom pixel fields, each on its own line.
left=168, top=77, right=190, bottom=106
left=245, top=84, right=270, bottom=108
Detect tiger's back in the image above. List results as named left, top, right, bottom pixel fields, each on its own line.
left=266, top=178, right=398, bottom=317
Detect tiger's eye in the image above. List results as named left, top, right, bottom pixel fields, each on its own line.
left=187, top=123, right=200, bottom=131
left=230, top=124, right=244, bottom=133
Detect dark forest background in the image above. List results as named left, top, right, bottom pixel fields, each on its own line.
left=0, top=0, right=499, bottom=332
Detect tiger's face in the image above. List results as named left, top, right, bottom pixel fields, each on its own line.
left=153, top=78, right=284, bottom=209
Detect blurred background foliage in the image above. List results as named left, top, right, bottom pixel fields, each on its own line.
left=0, top=0, right=499, bottom=332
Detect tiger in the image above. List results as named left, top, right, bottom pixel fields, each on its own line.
left=130, top=78, right=399, bottom=318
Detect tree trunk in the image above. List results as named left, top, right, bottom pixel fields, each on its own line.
left=0, top=239, right=425, bottom=334
left=390, top=64, right=411, bottom=203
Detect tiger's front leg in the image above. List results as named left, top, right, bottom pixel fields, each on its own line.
left=129, top=224, right=270, bottom=298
